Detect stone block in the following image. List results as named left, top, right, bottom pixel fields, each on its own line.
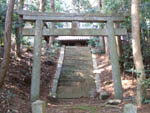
left=107, top=99, right=122, bottom=105
left=100, top=91, right=111, bottom=100
left=32, top=100, right=46, bottom=113
left=123, top=103, right=137, bottom=113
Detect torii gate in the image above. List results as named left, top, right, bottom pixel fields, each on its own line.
left=18, top=10, right=127, bottom=101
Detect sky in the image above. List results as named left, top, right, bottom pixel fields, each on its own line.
left=64, top=0, right=98, bottom=8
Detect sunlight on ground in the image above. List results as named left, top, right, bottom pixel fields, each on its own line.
left=97, top=55, right=136, bottom=97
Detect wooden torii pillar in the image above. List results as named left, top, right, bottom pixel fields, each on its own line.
left=18, top=10, right=127, bottom=101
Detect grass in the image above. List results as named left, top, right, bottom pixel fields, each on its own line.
left=72, top=105, right=97, bottom=113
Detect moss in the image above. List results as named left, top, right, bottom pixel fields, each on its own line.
left=72, top=105, right=97, bottom=113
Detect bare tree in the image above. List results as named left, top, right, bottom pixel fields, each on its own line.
left=0, top=0, right=15, bottom=88
left=131, top=0, right=146, bottom=106
left=39, top=0, right=45, bottom=12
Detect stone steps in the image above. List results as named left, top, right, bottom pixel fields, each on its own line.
left=62, top=64, right=93, bottom=70
left=56, top=46, right=96, bottom=99
left=64, top=57, right=91, bottom=61
left=61, top=68, right=93, bottom=73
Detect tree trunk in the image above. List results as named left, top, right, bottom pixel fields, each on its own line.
left=99, top=37, right=105, bottom=53
left=0, top=0, right=15, bottom=88
left=51, top=0, right=55, bottom=12
left=114, top=24, right=124, bottom=72
left=104, top=37, right=109, bottom=56
left=15, top=27, right=21, bottom=57
left=131, top=0, right=146, bottom=106
left=40, top=0, right=45, bottom=12
left=115, top=36, right=122, bottom=57
left=114, top=24, right=122, bottom=58
left=106, top=20, right=123, bottom=100
left=115, top=35, right=124, bottom=72
left=18, top=0, right=24, bottom=9
left=99, top=0, right=105, bottom=9
left=15, top=0, right=24, bottom=57
left=99, top=0, right=105, bottom=12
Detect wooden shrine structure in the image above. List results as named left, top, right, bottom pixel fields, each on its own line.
left=17, top=10, right=127, bottom=101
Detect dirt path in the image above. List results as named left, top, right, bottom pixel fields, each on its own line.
left=46, top=98, right=123, bottom=113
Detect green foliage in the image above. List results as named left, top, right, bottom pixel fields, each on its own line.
left=88, top=37, right=104, bottom=54
left=144, top=78, right=150, bottom=88
left=0, top=1, right=7, bottom=46
left=140, top=1, right=150, bottom=58
left=45, top=0, right=67, bottom=12
left=87, top=37, right=99, bottom=48
left=72, top=0, right=93, bottom=13
left=45, top=40, right=60, bottom=61
left=26, top=0, right=39, bottom=11
left=140, top=2, right=150, bottom=18
left=20, top=37, right=32, bottom=47
left=105, top=1, right=121, bottom=13
left=143, top=99, right=150, bottom=104
left=0, top=0, right=24, bottom=46
left=104, top=0, right=130, bottom=14
left=55, top=0, right=64, bottom=12
left=120, top=42, right=134, bottom=71
left=53, top=40, right=61, bottom=48
left=113, top=0, right=150, bottom=75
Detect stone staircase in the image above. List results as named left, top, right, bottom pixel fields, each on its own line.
left=56, top=46, right=96, bottom=98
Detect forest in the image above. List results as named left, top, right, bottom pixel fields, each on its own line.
left=0, top=0, right=150, bottom=113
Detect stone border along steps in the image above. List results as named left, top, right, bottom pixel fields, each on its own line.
left=91, top=53, right=101, bottom=93
left=49, top=47, right=65, bottom=98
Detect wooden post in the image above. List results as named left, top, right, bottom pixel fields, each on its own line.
left=106, top=19, right=123, bottom=99
left=31, top=20, right=43, bottom=102
left=15, top=0, right=24, bottom=57
left=72, top=21, right=79, bottom=35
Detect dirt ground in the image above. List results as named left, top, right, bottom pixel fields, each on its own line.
left=0, top=49, right=150, bottom=113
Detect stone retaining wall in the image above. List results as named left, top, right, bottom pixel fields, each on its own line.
left=91, top=53, right=101, bottom=93
left=49, top=47, right=65, bottom=98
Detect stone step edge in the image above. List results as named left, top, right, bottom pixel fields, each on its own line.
left=62, top=64, right=93, bottom=67
left=49, top=46, right=65, bottom=98
left=92, top=53, right=101, bottom=93
left=61, top=69, right=93, bottom=72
